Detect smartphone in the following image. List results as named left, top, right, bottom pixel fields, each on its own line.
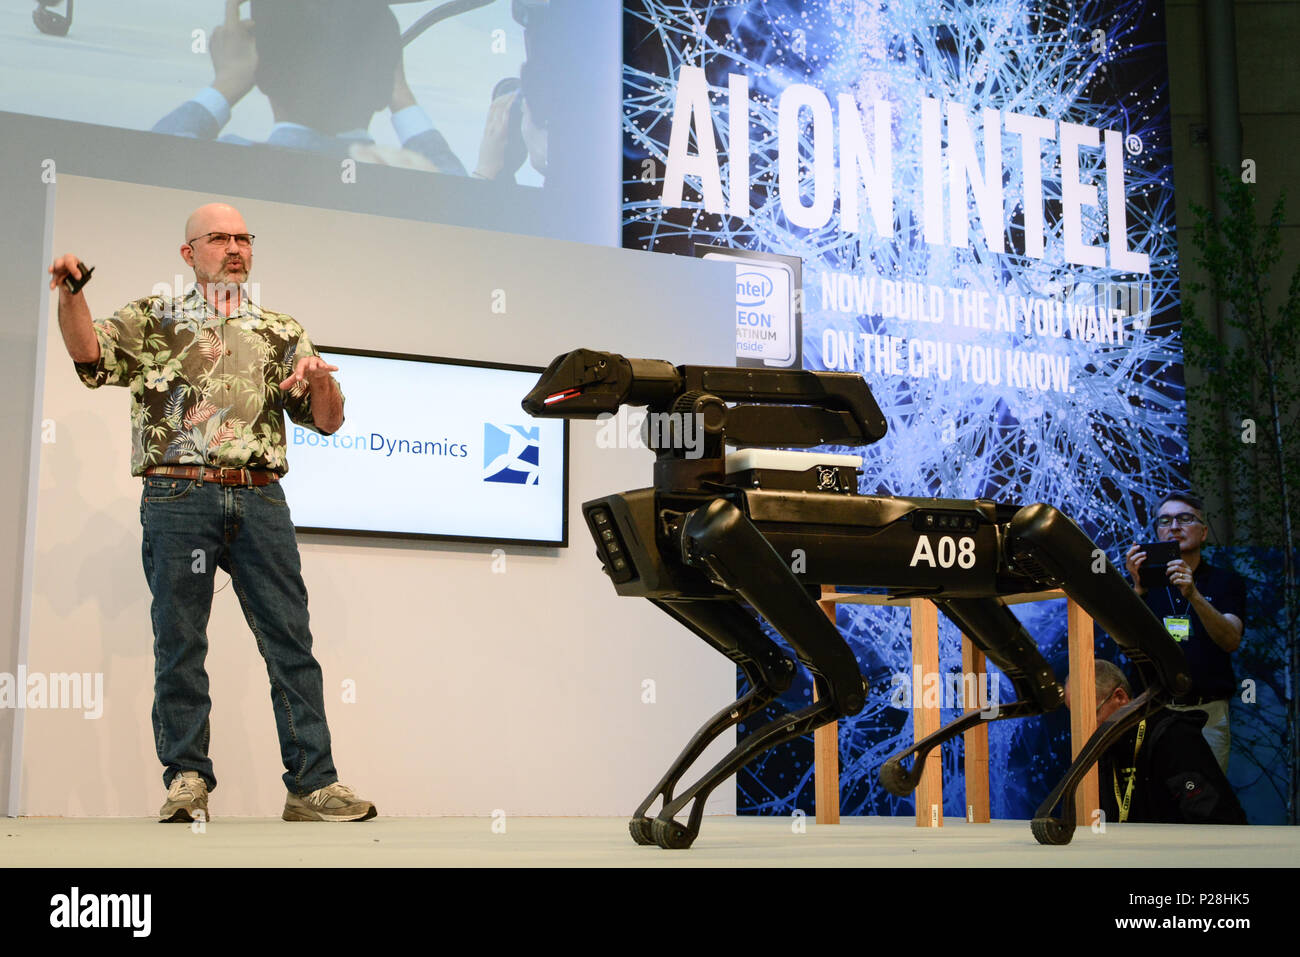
left=1136, top=541, right=1182, bottom=589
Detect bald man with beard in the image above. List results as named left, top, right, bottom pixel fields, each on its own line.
left=49, top=203, right=376, bottom=823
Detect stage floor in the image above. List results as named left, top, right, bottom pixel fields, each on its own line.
left=1, top=816, right=1293, bottom=867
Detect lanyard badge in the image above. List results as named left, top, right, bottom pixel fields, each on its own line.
left=1112, top=719, right=1148, bottom=823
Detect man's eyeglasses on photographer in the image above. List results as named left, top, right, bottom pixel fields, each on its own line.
left=1155, top=512, right=1203, bottom=528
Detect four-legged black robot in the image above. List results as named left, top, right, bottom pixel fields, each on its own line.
left=523, top=349, right=1190, bottom=849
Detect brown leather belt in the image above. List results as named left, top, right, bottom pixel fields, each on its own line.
left=143, top=465, right=280, bottom=486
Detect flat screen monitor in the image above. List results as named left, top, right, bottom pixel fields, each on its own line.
left=279, top=347, right=568, bottom=546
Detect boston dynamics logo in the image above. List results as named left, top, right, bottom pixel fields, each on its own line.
left=483, top=424, right=541, bottom=485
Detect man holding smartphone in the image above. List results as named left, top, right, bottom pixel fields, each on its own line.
left=1124, top=491, right=1245, bottom=772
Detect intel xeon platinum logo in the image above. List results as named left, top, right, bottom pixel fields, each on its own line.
left=483, top=424, right=540, bottom=484
left=736, top=271, right=774, bottom=307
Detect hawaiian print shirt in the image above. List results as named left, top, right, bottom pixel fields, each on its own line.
left=74, top=287, right=342, bottom=476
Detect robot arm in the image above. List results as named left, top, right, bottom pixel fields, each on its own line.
left=522, top=347, right=888, bottom=447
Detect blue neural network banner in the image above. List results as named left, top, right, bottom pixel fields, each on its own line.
left=622, top=0, right=1187, bottom=819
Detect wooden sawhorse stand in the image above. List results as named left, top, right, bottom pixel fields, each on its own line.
left=814, top=588, right=1099, bottom=827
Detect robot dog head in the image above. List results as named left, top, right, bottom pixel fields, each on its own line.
left=521, top=350, right=681, bottom=418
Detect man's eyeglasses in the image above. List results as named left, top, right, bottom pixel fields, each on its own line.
left=1155, top=513, right=1203, bottom=528
left=1096, top=687, right=1118, bottom=716
left=186, top=232, right=255, bottom=249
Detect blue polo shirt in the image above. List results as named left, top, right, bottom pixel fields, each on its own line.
left=1141, top=561, right=1245, bottom=701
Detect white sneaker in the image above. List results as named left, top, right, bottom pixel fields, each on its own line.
left=159, top=770, right=208, bottom=823
left=282, top=782, right=377, bottom=822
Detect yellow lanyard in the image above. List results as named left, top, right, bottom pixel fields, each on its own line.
left=1111, top=719, right=1147, bottom=823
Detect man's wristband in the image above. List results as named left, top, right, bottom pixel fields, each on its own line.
left=193, top=86, right=233, bottom=127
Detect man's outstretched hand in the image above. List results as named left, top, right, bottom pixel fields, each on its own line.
left=212, top=0, right=258, bottom=107
left=279, top=356, right=339, bottom=392
left=390, top=55, right=417, bottom=113
left=48, top=253, right=87, bottom=293
left=1125, top=542, right=1148, bottom=595
left=1164, top=559, right=1198, bottom=599
left=473, top=89, right=519, bottom=180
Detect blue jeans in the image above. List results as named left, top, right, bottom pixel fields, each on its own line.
left=140, top=475, right=338, bottom=796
